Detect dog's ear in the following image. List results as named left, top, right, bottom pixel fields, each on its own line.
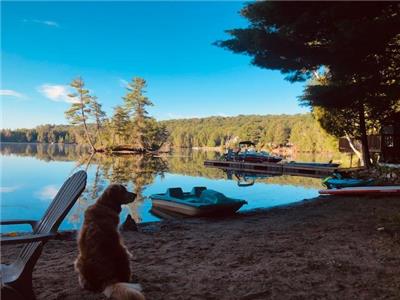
left=101, top=184, right=122, bottom=202
left=102, top=184, right=135, bottom=205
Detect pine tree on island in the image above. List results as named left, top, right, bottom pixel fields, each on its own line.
left=123, top=77, right=154, bottom=152
left=65, top=77, right=97, bottom=153
left=111, top=106, right=130, bottom=146
left=64, top=76, right=167, bottom=153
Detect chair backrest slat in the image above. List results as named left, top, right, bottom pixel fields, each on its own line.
left=35, top=170, right=86, bottom=233
left=17, top=170, right=87, bottom=265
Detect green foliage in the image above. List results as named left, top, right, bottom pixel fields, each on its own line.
left=89, top=96, right=107, bottom=132
left=65, top=78, right=91, bottom=125
left=145, top=118, right=169, bottom=151
left=163, top=114, right=337, bottom=152
left=65, top=77, right=97, bottom=151
left=60, top=76, right=167, bottom=152
left=1, top=113, right=339, bottom=153
left=218, top=2, right=399, bottom=83
left=289, top=115, right=337, bottom=153
left=111, top=106, right=130, bottom=145
left=311, top=106, right=377, bottom=139
left=123, top=77, right=154, bottom=149
left=0, top=125, right=77, bottom=144
left=102, top=77, right=169, bottom=151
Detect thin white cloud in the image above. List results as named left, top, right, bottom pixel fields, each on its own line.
left=22, top=19, right=59, bottom=27
left=40, top=20, right=59, bottom=27
left=0, top=89, right=26, bottom=99
left=166, top=113, right=201, bottom=119
left=165, top=112, right=232, bottom=120
left=35, top=185, right=59, bottom=201
left=0, top=186, right=21, bottom=193
left=37, top=84, right=78, bottom=103
left=119, top=78, right=129, bottom=88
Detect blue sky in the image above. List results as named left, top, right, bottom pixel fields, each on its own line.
left=1, top=1, right=308, bottom=129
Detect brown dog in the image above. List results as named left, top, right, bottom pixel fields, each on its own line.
left=75, top=184, right=145, bottom=300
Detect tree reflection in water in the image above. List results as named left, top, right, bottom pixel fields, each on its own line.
left=1, top=143, right=325, bottom=226
left=72, top=153, right=168, bottom=224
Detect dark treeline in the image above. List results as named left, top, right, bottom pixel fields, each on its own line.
left=1, top=113, right=338, bottom=153
left=1, top=124, right=88, bottom=144
left=162, top=113, right=337, bottom=152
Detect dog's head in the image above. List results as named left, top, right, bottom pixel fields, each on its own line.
left=98, top=184, right=136, bottom=212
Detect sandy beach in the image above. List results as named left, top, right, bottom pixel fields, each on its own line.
left=2, top=195, right=400, bottom=300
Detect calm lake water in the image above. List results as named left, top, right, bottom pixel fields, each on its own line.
left=0, top=143, right=331, bottom=233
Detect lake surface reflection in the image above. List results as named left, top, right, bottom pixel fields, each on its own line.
left=0, top=143, right=324, bottom=233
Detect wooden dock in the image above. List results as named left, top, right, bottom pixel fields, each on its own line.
left=204, top=160, right=339, bottom=178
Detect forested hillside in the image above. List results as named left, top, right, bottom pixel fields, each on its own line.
left=1, top=124, right=79, bottom=144
left=162, top=114, right=337, bottom=152
left=1, top=114, right=339, bottom=153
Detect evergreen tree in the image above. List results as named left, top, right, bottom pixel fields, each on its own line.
left=65, top=77, right=96, bottom=152
left=145, top=118, right=169, bottom=151
left=89, top=96, right=107, bottom=145
left=111, top=106, right=130, bottom=145
left=123, top=77, right=154, bottom=150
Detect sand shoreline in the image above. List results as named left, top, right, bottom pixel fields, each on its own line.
left=2, top=195, right=400, bottom=299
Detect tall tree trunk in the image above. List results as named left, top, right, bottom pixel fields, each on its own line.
left=358, top=102, right=371, bottom=168
left=112, top=127, right=116, bottom=146
left=344, top=132, right=363, bottom=165
left=95, top=120, right=103, bottom=147
left=82, top=116, right=96, bottom=153
left=80, top=98, right=96, bottom=153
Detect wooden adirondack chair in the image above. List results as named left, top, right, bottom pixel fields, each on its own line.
left=0, top=170, right=87, bottom=300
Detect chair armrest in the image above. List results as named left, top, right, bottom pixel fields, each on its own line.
left=0, top=219, right=38, bottom=229
left=0, top=232, right=58, bottom=245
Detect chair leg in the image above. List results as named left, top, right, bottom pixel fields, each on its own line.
left=9, top=245, right=43, bottom=300
left=9, top=273, right=36, bottom=300
left=1, top=285, right=25, bottom=300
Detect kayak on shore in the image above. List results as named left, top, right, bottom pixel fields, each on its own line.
left=322, top=172, right=375, bottom=189
left=323, top=177, right=375, bottom=189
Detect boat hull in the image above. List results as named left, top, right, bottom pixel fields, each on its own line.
left=319, top=186, right=400, bottom=196
left=224, top=157, right=282, bottom=163
left=289, top=162, right=340, bottom=168
left=151, top=198, right=246, bottom=217
left=240, top=156, right=282, bottom=163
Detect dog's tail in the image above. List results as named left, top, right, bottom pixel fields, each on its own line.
left=103, top=282, right=145, bottom=300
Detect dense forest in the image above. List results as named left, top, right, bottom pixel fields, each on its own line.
left=0, top=113, right=339, bottom=153
left=162, top=113, right=337, bottom=152
left=1, top=124, right=79, bottom=144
